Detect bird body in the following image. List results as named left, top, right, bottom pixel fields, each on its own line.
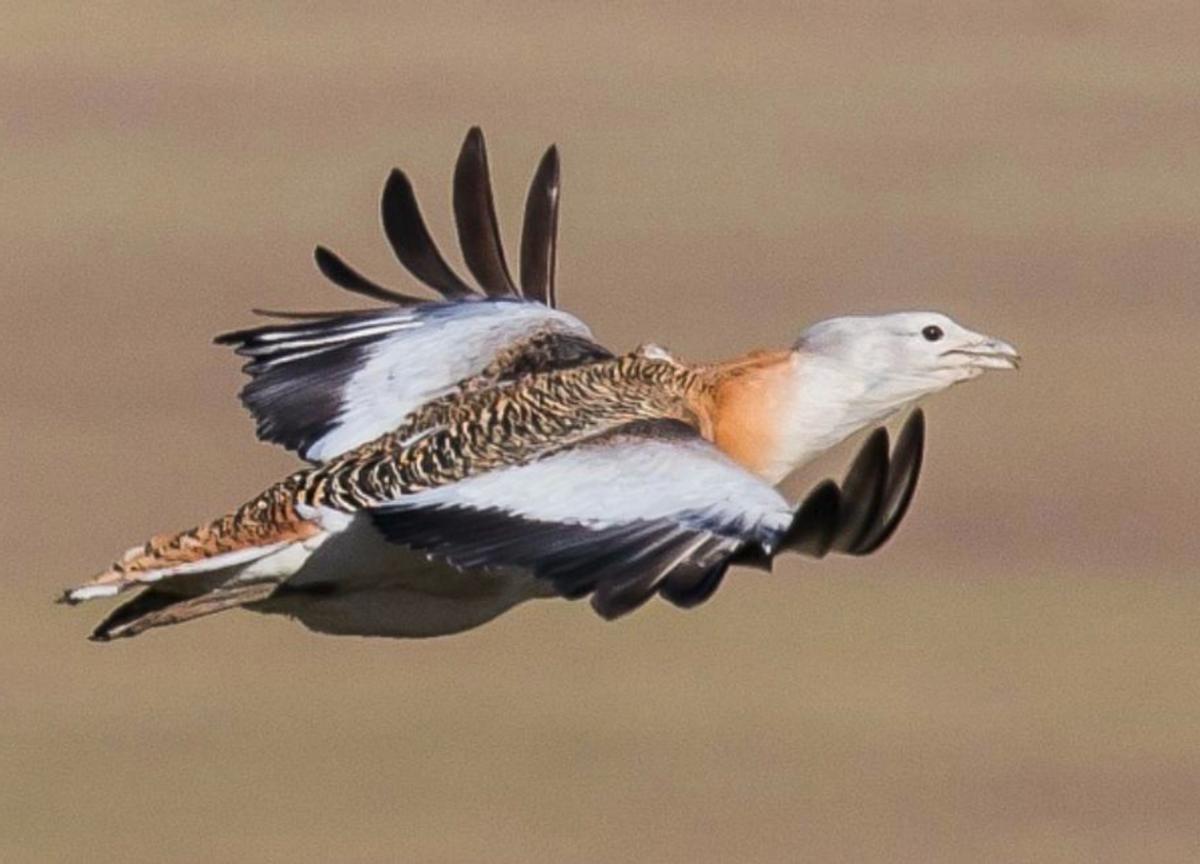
left=62, top=129, right=1018, bottom=641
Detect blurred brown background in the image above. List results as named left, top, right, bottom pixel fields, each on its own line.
left=3, top=3, right=1199, bottom=862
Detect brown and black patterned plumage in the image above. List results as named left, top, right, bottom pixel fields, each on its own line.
left=304, top=352, right=703, bottom=508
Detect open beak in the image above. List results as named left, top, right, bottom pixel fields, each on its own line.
left=943, top=336, right=1021, bottom=371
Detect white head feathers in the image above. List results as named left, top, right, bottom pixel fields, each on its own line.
left=797, top=311, right=1019, bottom=401
left=752, top=311, right=1020, bottom=482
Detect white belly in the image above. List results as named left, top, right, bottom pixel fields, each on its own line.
left=248, top=514, right=555, bottom=639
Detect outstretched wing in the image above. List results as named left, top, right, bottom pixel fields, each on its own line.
left=369, top=419, right=792, bottom=619
left=368, top=412, right=925, bottom=619
left=218, top=128, right=607, bottom=462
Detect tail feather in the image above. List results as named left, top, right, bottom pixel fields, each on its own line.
left=90, top=582, right=277, bottom=641
left=86, top=588, right=180, bottom=636
left=60, top=541, right=291, bottom=605
left=61, top=482, right=319, bottom=605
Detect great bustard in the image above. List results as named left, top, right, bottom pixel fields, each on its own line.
left=62, top=128, right=1018, bottom=641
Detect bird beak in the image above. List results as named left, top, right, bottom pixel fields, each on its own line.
left=943, top=335, right=1021, bottom=370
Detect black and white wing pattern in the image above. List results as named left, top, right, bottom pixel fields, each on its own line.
left=369, top=412, right=926, bottom=619
left=217, top=128, right=609, bottom=463
left=369, top=419, right=792, bottom=618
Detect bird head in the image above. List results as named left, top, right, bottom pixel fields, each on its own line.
left=796, top=311, right=1019, bottom=402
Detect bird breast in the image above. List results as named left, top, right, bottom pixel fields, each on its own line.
left=707, top=351, right=878, bottom=485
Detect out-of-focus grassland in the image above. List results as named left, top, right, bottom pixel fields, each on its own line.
left=2, top=4, right=1198, bottom=862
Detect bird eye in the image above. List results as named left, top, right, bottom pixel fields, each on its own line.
left=922, top=325, right=944, bottom=342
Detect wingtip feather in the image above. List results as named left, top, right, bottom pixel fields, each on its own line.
left=380, top=166, right=477, bottom=300
left=453, top=126, right=520, bottom=298
left=519, top=143, right=562, bottom=307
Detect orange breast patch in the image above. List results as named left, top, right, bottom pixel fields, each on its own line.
left=707, top=352, right=796, bottom=478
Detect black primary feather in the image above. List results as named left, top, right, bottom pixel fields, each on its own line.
left=725, top=410, right=926, bottom=571
left=380, top=168, right=478, bottom=300
left=830, top=428, right=890, bottom=553
left=657, top=560, right=730, bottom=609
left=520, top=144, right=560, bottom=307
left=452, top=127, right=521, bottom=298
left=850, top=409, right=924, bottom=554
left=313, top=245, right=425, bottom=305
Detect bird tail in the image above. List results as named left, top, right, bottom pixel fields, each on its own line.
left=87, top=581, right=277, bottom=641
left=59, top=483, right=322, bottom=640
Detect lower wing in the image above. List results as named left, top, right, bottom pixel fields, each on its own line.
left=367, top=412, right=925, bottom=619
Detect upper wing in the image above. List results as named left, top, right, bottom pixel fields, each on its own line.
left=368, top=419, right=794, bottom=619
left=369, top=410, right=926, bottom=619
left=218, top=300, right=608, bottom=462
left=217, top=127, right=610, bottom=462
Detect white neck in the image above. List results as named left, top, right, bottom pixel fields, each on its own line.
left=765, top=354, right=919, bottom=483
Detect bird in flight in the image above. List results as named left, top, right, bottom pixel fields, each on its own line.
left=62, top=128, right=1018, bottom=641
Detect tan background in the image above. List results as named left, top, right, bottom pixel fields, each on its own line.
left=3, top=3, right=1199, bottom=862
